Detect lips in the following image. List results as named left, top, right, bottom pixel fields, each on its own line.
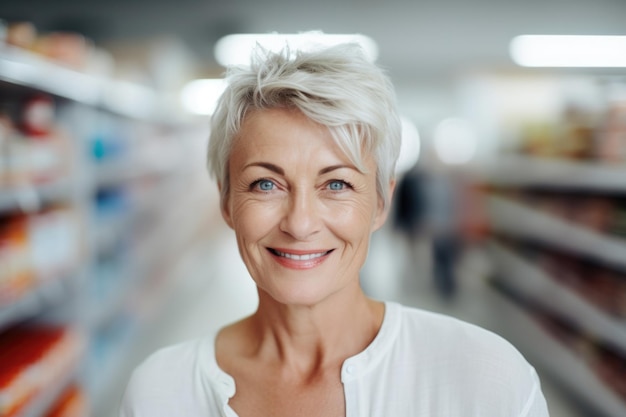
left=267, top=248, right=333, bottom=269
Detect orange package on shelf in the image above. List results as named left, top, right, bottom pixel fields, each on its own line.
left=43, top=384, right=89, bottom=417
left=0, top=326, right=84, bottom=417
left=0, top=215, right=35, bottom=306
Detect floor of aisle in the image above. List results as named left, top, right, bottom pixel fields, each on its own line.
left=100, top=222, right=591, bottom=417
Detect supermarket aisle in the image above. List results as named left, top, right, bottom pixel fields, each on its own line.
left=101, top=222, right=588, bottom=417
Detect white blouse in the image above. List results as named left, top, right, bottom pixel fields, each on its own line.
left=120, top=302, right=549, bottom=417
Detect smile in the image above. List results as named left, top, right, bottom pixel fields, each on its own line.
left=270, top=249, right=333, bottom=260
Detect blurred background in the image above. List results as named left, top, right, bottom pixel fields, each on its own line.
left=1, top=1, right=625, bottom=416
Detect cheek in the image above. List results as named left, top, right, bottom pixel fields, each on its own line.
left=230, top=199, right=280, bottom=240
left=326, top=197, right=380, bottom=237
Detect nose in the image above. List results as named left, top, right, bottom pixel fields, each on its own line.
left=279, top=189, right=322, bottom=240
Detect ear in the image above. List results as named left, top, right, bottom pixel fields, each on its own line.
left=218, top=183, right=234, bottom=229
left=372, top=179, right=396, bottom=231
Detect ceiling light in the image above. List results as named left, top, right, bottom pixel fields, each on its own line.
left=433, top=118, right=477, bottom=165
left=214, top=32, right=378, bottom=66
left=396, top=117, right=421, bottom=175
left=510, top=35, right=626, bottom=67
left=180, top=78, right=227, bottom=115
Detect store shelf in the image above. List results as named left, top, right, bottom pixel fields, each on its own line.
left=86, top=317, right=138, bottom=406
left=0, top=274, right=76, bottom=333
left=476, top=155, right=626, bottom=192
left=133, top=190, right=207, bottom=275
left=86, top=270, right=135, bottom=329
left=88, top=212, right=208, bottom=411
left=483, top=284, right=626, bottom=417
left=487, top=195, right=626, bottom=271
left=0, top=327, right=88, bottom=417
left=15, top=356, right=82, bottom=417
left=0, top=45, right=165, bottom=121
left=0, top=37, right=210, bottom=417
left=95, top=157, right=180, bottom=188
left=0, top=179, right=74, bottom=213
left=486, top=241, right=626, bottom=355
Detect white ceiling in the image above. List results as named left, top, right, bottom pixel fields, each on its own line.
left=2, top=0, right=626, bottom=128
left=3, top=0, right=626, bottom=83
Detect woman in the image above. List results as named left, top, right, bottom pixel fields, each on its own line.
left=120, top=43, right=549, bottom=416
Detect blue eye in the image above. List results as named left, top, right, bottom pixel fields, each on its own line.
left=256, top=179, right=275, bottom=191
left=328, top=181, right=346, bottom=191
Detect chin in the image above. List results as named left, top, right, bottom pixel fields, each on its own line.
left=261, top=283, right=340, bottom=308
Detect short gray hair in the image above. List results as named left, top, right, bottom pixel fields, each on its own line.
left=207, top=42, right=402, bottom=209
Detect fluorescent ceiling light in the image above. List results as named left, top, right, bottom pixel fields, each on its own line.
left=510, top=35, right=626, bottom=67
left=396, top=117, right=421, bottom=175
left=214, top=33, right=378, bottom=66
left=433, top=118, right=477, bottom=165
left=180, top=78, right=227, bottom=115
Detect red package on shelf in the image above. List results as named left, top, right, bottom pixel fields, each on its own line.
left=0, top=326, right=84, bottom=417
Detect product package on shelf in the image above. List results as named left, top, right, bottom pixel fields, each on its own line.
left=0, top=93, right=73, bottom=189
left=4, top=20, right=114, bottom=78
left=0, top=214, right=33, bottom=305
left=518, top=105, right=597, bottom=161
left=0, top=205, right=80, bottom=309
left=491, top=279, right=626, bottom=406
left=598, top=92, right=626, bottom=164
left=0, top=325, right=86, bottom=417
left=484, top=76, right=626, bottom=165
left=43, top=384, right=89, bottom=417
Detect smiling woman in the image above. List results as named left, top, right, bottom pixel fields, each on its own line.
left=119, top=42, right=550, bottom=417
left=223, top=107, right=385, bottom=307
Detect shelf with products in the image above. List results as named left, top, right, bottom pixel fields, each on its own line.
left=0, top=324, right=87, bottom=417
left=486, top=240, right=626, bottom=355
left=0, top=92, right=80, bottom=216
left=0, top=273, right=77, bottom=334
left=487, top=194, right=626, bottom=272
left=85, top=166, right=206, bottom=328
left=471, top=73, right=626, bottom=416
left=0, top=44, right=169, bottom=122
left=483, top=279, right=626, bottom=417
left=91, top=119, right=189, bottom=190
left=0, top=21, right=215, bottom=417
left=476, top=155, right=626, bottom=192
left=42, top=384, right=88, bottom=417
left=86, top=193, right=213, bottom=411
left=483, top=184, right=626, bottom=414
left=0, top=205, right=82, bottom=331
left=0, top=180, right=76, bottom=214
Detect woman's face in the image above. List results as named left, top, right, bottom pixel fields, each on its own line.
left=222, top=107, right=390, bottom=306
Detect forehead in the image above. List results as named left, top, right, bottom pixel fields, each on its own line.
left=233, top=108, right=340, bottom=157
left=239, top=107, right=327, bottom=139
left=233, top=108, right=374, bottom=168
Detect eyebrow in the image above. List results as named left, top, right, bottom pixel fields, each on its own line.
left=318, top=164, right=360, bottom=175
left=243, top=162, right=359, bottom=176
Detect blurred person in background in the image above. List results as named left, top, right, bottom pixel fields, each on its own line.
left=119, top=42, right=549, bottom=417
left=426, top=165, right=463, bottom=298
left=393, top=158, right=464, bottom=298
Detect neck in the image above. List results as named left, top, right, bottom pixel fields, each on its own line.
left=248, top=287, right=384, bottom=377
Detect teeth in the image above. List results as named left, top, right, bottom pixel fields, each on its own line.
left=274, top=250, right=328, bottom=261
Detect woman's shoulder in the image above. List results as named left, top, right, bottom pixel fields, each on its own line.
left=395, top=303, right=516, bottom=346
left=391, top=302, right=535, bottom=375
left=119, top=334, right=233, bottom=416
left=376, top=303, right=549, bottom=416
left=134, top=336, right=211, bottom=375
